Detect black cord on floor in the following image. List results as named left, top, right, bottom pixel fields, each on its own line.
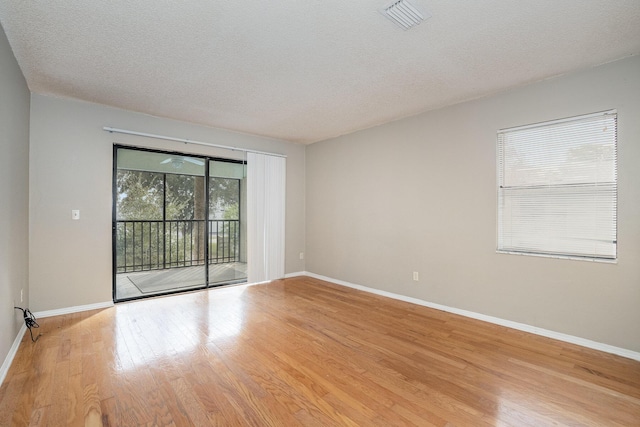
left=14, top=307, right=41, bottom=342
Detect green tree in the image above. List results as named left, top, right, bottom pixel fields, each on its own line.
left=209, top=178, right=240, bottom=219
left=116, top=169, right=243, bottom=272
left=116, top=170, right=164, bottom=220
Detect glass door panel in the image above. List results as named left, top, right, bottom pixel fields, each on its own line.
left=114, top=147, right=207, bottom=301
left=207, top=160, right=247, bottom=286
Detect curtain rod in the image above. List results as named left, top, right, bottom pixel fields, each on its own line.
left=103, top=127, right=287, bottom=158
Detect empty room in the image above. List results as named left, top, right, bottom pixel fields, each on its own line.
left=1, top=1, right=639, bottom=425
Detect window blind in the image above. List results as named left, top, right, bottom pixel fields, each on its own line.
left=247, top=152, right=286, bottom=283
left=497, top=111, right=617, bottom=261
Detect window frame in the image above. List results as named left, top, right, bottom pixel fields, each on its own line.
left=496, top=110, right=618, bottom=263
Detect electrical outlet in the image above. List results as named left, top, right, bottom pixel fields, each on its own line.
left=20, top=289, right=23, bottom=302
left=412, top=271, right=419, bottom=281
left=299, top=252, right=304, bottom=260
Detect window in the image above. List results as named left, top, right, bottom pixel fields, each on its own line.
left=497, top=111, right=617, bottom=261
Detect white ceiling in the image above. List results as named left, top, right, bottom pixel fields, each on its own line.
left=1, top=1, right=639, bottom=144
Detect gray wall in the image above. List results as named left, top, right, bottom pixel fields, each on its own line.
left=306, top=56, right=640, bottom=352
left=29, top=95, right=306, bottom=311
left=0, top=23, right=30, bottom=366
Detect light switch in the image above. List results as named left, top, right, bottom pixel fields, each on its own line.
left=72, top=210, right=80, bottom=220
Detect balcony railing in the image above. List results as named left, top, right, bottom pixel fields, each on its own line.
left=116, top=219, right=241, bottom=273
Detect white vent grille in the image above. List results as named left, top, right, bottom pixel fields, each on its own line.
left=381, top=0, right=429, bottom=30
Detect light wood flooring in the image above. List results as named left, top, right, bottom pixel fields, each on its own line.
left=1, top=276, right=639, bottom=426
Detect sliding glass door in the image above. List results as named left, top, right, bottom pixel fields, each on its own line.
left=113, top=146, right=246, bottom=302
left=207, top=159, right=247, bottom=286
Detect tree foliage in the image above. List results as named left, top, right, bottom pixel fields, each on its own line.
left=117, top=170, right=240, bottom=220
left=116, top=170, right=163, bottom=220
left=116, top=169, right=243, bottom=273
left=210, top=178, right=240, bottom=220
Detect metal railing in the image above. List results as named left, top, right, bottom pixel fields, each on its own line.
left=115, top=219, right=241, bottom=273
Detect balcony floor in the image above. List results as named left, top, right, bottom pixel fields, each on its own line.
left=115, top=262, right=247, bottom=300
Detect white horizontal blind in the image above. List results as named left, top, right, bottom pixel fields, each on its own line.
left=497, top=111, right=617, bottom=260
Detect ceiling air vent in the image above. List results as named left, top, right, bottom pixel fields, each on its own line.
left=380, top=0, right=430, bottom=31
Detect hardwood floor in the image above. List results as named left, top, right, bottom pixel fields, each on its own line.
left=1, top=276, right=639, bottom=426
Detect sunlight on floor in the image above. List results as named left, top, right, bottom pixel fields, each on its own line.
left=113, top=286, right=248, bottom=372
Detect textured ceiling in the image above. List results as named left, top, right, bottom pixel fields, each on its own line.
left=1, top=1, right=639, bottom=144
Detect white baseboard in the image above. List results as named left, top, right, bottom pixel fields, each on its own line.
left=303, top=272, right=640, bottom=362
left=284, top=271, right=306, bottom=279
left=33, top=301, right=114, bottom=319
left=2, top=301, right=112, bottom=386
left=0, top=323, right=27, bottom=386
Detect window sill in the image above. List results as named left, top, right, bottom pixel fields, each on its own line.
left=496, top=250, right=618, bottom=264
